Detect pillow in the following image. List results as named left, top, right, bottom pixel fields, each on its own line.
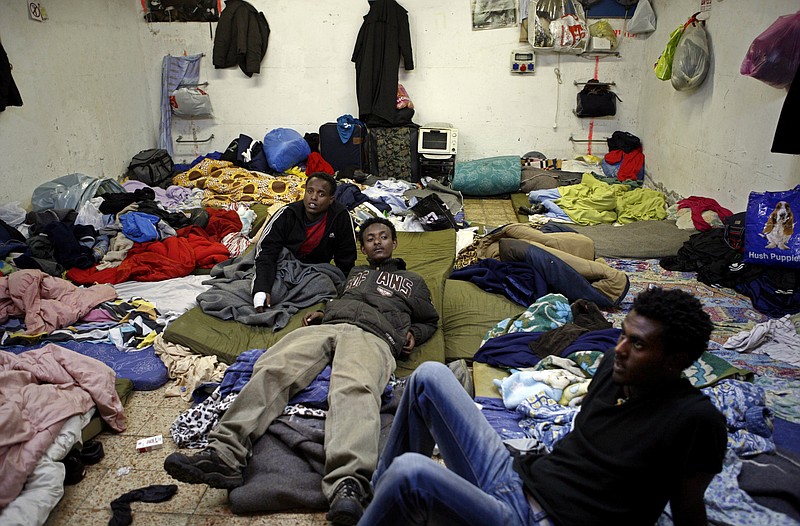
left=452, top=156, right=521, bottom=196
left=442, top=279, right=525, bottom=360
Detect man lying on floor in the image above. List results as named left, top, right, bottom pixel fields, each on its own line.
left=164, top=217, right=439, bottom=526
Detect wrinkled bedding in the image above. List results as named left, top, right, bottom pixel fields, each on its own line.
left=65, top=226, right=230, bottom=285
left=528, top=173, right=667, bottom=225
left=0, top=344, right=126, bottom=508
left=0, top=269, right=117, bottom=335
left=197, top=248, right=345, bottom=330
left=0, top=410, right=91, bottom=526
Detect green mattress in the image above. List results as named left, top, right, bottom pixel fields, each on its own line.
left=163, top=229, right=456, bottom=377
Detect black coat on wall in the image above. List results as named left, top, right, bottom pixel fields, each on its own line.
left=352, top=0, right=414, bottom=127
left=772, top=64, right=799, bottom=155
left=0, top=42, right=23, bottom=111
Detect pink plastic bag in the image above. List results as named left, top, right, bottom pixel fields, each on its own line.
left=740, top=10, right=800, bottom=89
left=396, top=84, right=414, bottom=109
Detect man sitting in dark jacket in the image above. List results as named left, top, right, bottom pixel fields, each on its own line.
left=251, top=172, right=357, bottom=312
left=165, top=217, right=439, bottom=526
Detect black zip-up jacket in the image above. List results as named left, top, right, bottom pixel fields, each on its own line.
left=322, top=258, right=439, bottom=357
left=252, top=200, right=357, bottom=298
left=213, top=0, right=270, bottom=77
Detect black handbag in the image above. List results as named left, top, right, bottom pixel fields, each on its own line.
left=575, top=80, right=622, bottom=118
left=410, top=194, right=458, bottom=231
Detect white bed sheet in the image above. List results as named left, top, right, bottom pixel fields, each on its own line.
left=113, top=274, right=211, bottom=315
left=0, top=408, right=93, bottom=526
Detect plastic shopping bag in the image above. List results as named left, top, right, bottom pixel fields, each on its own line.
left=654, top=24, right=685, bottom=81
left=170, top=87, right=213, bottom=118
left=671, top=17, right=710, bottom=91
left=740, top=10, right=800, bottom=89
left=743, top=185, right=800, bottom=269
left=629, top=0, right=656, bottom=34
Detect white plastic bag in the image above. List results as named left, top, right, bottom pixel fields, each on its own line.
left=550, top=14, right=588, bottom=50
left=529, top=0, right=587, bottom=49
left=170, top=86, right=213, bottom=118
left=671, top=19, right=710, bottom=91
left=0, top=201, right=27, bottom=229
left=628, top=0, right=656, bottom=34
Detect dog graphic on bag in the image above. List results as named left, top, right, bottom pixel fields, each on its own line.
left=761, top=201, right=795, bottom=250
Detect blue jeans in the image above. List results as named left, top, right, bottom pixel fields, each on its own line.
left=360, top=361, right=549, bottom=526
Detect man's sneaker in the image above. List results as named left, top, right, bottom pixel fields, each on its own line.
left=163, top=448, right=243, bottom=489
left=326, top=478, right=366, bottom=526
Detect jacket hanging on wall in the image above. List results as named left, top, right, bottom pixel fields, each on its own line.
left=0, top=42, right=23, bottom=111
left=772, top=63, right=800, bottom=155
left=213, top=0, right=270, bottom=77
left=352, top=0, right=414, bottom=127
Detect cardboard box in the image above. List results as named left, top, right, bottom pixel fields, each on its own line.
left=136, top=435, right=164, bottom=453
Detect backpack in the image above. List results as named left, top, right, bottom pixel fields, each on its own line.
left=127, top=149, right=175, bottom=188
left=410, top=194, right=459, bottom=231
left=607, top=131, right=642, bottom=153
left=575, top=80, right=621, bottom=118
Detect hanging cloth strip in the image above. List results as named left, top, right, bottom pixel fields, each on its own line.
left=158, top=54, right=203, bottom=157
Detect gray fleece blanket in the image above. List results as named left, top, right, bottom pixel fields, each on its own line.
left=197, top=248, right=345, bottom=330
left=228, top=386, right=402, bottom=514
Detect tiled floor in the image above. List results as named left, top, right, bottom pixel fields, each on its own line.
left=45, top=384, right=330, bottom=526
left=42, top=199, right=516, bottom=525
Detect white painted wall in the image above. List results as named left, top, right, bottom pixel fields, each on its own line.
left=0, top=0, right=797, bottom=210
left=0, top=1, right=155, bottom=206
left=640, top=0, right=799, bottom=211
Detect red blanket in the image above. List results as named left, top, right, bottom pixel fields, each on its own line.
left=67, top=225, right=230, bottom=285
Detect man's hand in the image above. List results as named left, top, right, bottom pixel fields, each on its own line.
left=670, top=472, right=716, bottom=526
left=399, top=331, right=416, bottom=359
left=254, top=292, right=271, bottom=313
left=303, top=311, right=324, bottom=326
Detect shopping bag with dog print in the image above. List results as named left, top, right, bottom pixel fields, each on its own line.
left=743, top=185, right=800, bottom=268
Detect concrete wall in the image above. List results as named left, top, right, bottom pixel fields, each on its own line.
left=640, top=0, right=799, bottom=211
left=0, top=1, right=154, bottom=206
left=0, top=0, right=797, bottom=210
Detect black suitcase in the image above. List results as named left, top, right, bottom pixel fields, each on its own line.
left=319, top=122, right=370, bottom=173
left=367, top=126, right=420, bottom=182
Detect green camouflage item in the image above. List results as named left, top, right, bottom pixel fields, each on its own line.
left=374, top=127, right=413, bottom=180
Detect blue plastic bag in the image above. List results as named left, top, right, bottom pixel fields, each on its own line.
left=743, top=185, right=800, bottom=268
left=263, top=128, right=311, bottom=173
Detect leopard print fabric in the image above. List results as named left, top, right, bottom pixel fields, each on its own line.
left=170, top=388, right=326, bottom=449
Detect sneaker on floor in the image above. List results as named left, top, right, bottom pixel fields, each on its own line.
left=163, top=448, right=243, bottom=489
left=326, top=478, right=366, bottom=526
left=78, top=439, right=104, bottom=465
